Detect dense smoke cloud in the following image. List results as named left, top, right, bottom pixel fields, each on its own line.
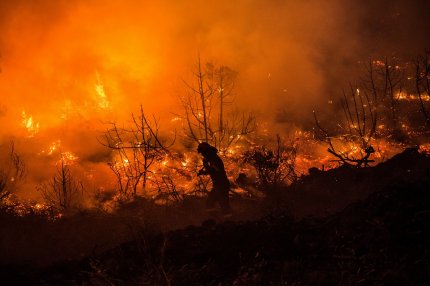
left=0, top=0, right=429, bottom=199
left=1, top=0, right=429, bottom=125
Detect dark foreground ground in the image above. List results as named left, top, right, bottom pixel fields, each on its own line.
left=1, top=148, right=430, bottom=285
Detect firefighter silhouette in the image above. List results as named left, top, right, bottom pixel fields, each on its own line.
left=197, top=142, right=232, bottom=214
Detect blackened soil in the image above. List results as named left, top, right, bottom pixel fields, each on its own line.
left=3, top=148, right=430, bottom=285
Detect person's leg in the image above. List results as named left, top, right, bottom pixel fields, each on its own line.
left=219, top=189, right=232, bottom=215
left=206, top=189, right=217, bottom=211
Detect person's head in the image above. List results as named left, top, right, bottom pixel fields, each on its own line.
left=197, top=142, right=218, bottom=157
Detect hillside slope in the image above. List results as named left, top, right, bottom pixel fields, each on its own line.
left=10, top=148, right=429, bottom=285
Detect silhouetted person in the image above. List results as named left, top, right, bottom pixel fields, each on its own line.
left=197, top=142, right=232, bottom=215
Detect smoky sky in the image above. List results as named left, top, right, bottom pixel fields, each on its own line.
left=0, top=0, right=429, bottom=200
left=315, top=0, right=430, bottom=96
left=0, top=0, right=429, bottom=130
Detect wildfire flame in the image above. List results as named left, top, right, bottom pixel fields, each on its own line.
left=419, top=144, right=430, bottom=154
left=396, top=91, right=430, bottom=102
left=60, top=151, right=79, bottom=166
left=21, top=111, right=40, bottom=137
left=38, top=140, right=79, bottom=166
left=48, top=140, right=61, bottom=155
left=95, top=72, right=111, bottom=111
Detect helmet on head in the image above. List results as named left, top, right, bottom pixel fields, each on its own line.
left=197, top=142, right=218, bottom=155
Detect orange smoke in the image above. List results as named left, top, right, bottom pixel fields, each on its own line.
left=0, top=0, right=429, bottom=202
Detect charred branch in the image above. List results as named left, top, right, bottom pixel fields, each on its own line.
left=415, top=50, right=430, bottom=126
left=180, top=57, right=255, bottom=151
left=100, top=105, right=173, bottom=198
left=0, top=141, right=26, bottom=203
left=244, top=135, right=297, bottom=194
left=314, top=84, right=377, bottom=167
left=37, top=160, right=83, bottom=212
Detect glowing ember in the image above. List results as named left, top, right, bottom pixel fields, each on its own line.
left=419, top=144, right=430, bottom=154
left=60, top=151, right=79, bottom=165
left=48, top=140, right=62, bottom=155
left=372, top=60, right=386, bottom=67
left=34, top=203, right=43, bottom=210
left=396, top=91, right=430, bottom=102
left=181, top=158, right=189, bottom=167
left=171, top=116, right=181, bottom=122
left=161, top=159, right=169, bottom=166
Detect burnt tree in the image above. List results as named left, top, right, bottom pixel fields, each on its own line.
left=37, top=158, right=83, bottom=212
left=180, top=57, right=255, bottom=151
left=0, top=141, right=26, bottom=204
left=101, top=105, right=171, bottom=198
left=361, top=58, right=404, bottom=139
left=314, top=85, right=377, bottom=167
left=415, top=50, right=430, bottom=127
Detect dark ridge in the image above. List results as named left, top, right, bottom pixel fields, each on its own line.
left=4, top=147, right=428, bottom=285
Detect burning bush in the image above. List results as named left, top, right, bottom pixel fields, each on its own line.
left=101, top=105, right=173, bottom=200
left=244, top=135, right=297, bottom=195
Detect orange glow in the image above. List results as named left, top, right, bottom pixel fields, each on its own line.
left=0, top=1, right=428, bottom=208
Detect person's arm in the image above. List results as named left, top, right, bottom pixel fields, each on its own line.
left=198, top=159, right=216, bottom=175
left=197, top=167, right=208, bottom=176
left=198, top=159, right=209, bottom=175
